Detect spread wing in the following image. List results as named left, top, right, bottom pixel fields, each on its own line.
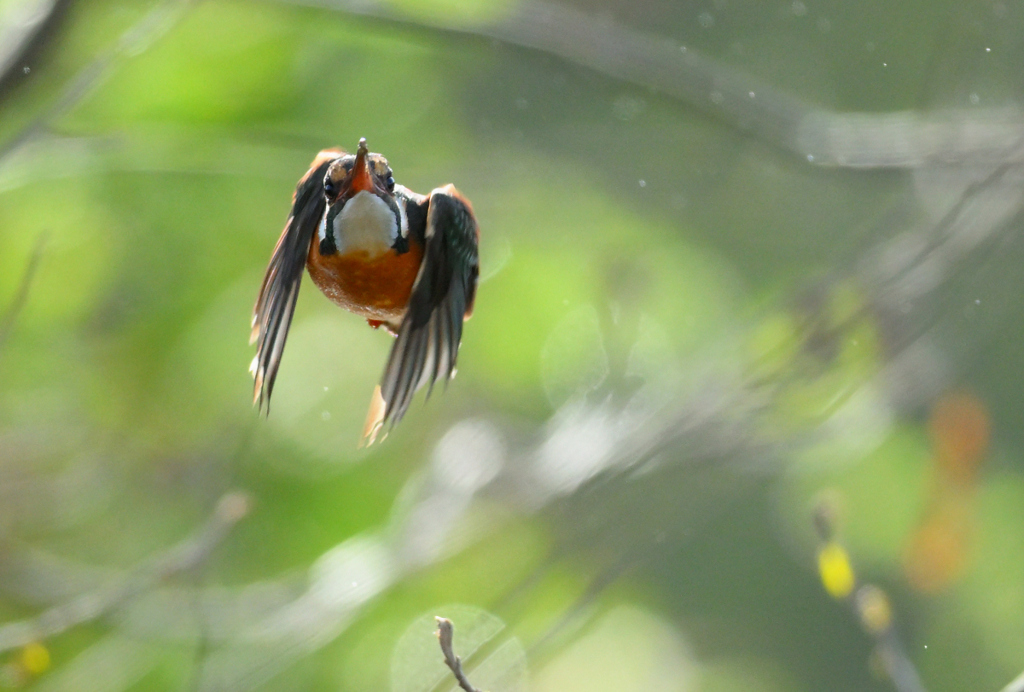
left=250, top=149, right=341, bottom=411
left=366, top=185, right=480, bottom=442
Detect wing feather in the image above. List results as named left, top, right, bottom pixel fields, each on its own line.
left=366, top=186, right=479, bottom=442
left=251, top=150, right=341, bottom=411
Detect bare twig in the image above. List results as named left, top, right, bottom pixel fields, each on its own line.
left=0, top=491, right=250, bottom=654
left=0, top=233, right=45, bottom=356
left=436, top=617, right=483, bottom=692
left=813, top=498, right=927, bottom=692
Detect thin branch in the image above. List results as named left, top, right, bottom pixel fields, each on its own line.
left=525, top=555, right=631, bottom=660
left=0, top=233, right=45, bottom=357
left=275, top=0, right=1024, bottom=169
left=0, top=491, right=250, bottom=654
left=0, top=0, right=193, bottom=164
left=813, top=499, right=927, bottom=692
left=0, top=0, right=69, bottom=97
left=435, top=617, right=483, bottom=692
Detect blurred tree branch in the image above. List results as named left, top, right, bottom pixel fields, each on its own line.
left=279, top=0, right=1024, bottom=169
left=0, top=491, right=249, bottom=655
left=0, top=0, right=193, bottom=163
left=0, top=234, right=44, bottom=359
left=0, top=2, right=1019, bottom=688
left=0, top=0, right=69, bottom=97
left=813, top=499, right=927, bottom=692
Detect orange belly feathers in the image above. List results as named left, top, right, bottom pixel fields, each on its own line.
left=306, top=238, right=424, bottom=324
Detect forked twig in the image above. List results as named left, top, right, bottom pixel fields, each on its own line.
left=436, top=617, right=483, bottom=692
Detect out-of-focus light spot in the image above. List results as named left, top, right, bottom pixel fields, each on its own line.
left=855, top=585, right=892, bottom=635
left=904, top=391, right=988, bottom=592
left=307, top=536, right=394, bottom=613
left=433, top=419, right=505, bottom=493
left=533, top=403, right=619, bottom=496
left=398, top=420, right=506, bottom=567
left=20, top=642, right=50, bottom=676
left=625, top=314, right=674, bottom=382
left=215, top=492, right=251, bottom=523
left=613, top=95, right=646, bottom=121
left=818, top=542, right=855, bottom=599
left=904, top=496, right=971, bottom=593
left=929, top=391, right=989, bottom=485
left=541, top=305, right=608, bottom=408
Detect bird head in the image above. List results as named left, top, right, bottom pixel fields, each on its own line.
left=323, top=138, right=395, bottom=204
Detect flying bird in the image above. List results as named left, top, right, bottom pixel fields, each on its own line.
left=250, top=138, right=479, bottom=444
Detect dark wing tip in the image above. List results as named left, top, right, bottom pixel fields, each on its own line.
left=376, top=279, right=468, bottom=432
left=370, top=186, right=479, bottom=436
left=250, top=151, right=339, bottom=414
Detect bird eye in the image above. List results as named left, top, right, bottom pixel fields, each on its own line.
left=385, top=173, right=395, bottom=192
left=323, top=176, right=337, bottom=199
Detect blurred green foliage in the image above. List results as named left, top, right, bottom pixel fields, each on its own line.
left=1, top=0, right=1023, bottom=691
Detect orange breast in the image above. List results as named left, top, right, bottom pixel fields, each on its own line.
left=307, top=236, right=424, bottom=323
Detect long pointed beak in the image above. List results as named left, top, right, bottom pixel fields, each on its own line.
left=347, top=137, right=373, bottom=195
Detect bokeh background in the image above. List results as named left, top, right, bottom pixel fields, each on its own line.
left=1, top=0, right=1023, bottom=690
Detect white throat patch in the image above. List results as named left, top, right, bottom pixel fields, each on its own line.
left=328, top=191, right=399, bottom=256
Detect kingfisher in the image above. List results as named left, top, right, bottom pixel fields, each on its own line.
left=250, top=138, right=480, bottom=444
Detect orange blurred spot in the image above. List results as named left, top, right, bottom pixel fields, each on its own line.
left=361, top=385, right=386, bottom=447
left=904, top=494, right=972, bottom=593
left=905, top=390, right=989, bottom=593
left=929, top=391, right=989, bottom=486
